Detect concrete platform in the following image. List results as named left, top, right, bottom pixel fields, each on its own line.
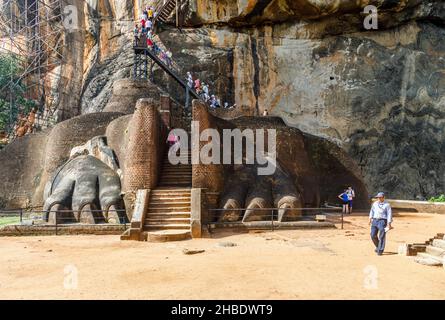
left=209, top=220, right=336, bottom=231
left=145, top=229, right=191, bottom=242
left=0, top=223, right=128, bottom=237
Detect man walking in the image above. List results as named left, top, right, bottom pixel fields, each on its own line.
left=369, top=192, right=393, bottom=255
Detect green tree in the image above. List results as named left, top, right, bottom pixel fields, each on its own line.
left=429, top=195, right=445, bottom=203
left=0, top=53, right=35, bottom=133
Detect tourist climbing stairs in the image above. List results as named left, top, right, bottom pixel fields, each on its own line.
left=403, top=232, right=445, bottom=268
left=143, top=149, right=193, bottom=241
left=154, top=0, right=177, bottom=25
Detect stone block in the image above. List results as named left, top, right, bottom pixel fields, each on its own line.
left=191, top=188, right=202, bottom=238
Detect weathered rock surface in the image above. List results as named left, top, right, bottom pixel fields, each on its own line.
left=3, top=0, right=445, bottom=202
left=0, top=112, right=124, bottom=209
left=155, top=1, right=445, bottom=199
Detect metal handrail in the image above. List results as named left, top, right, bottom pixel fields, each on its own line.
left=207, top=206, right=345, bottom=230
left=134, top=44, right=201, bottom=100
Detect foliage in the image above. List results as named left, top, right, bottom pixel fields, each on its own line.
left=0, top=216, right=20, bottom=226
left=428, top=195, right=445, bottom=203
left=0, top=53, right=36, bottom=133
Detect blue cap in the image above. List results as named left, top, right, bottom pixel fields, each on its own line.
left=375, top=192, right=385, bottom=198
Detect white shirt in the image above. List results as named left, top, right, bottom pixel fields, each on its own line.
left=346, top=189, right=355, bottom=200
left=369, top=201, right=392, bottom=223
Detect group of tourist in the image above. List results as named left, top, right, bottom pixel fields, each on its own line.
left=338, top=186, right=355, bottom=214
left=186, top=71, right=235, bottom=109
left=133, top=5, right=235, bottom=109
left=133, top=5, right=174, bottom=67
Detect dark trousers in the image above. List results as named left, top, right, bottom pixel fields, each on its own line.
left=370, top=219, right=387, bottom=254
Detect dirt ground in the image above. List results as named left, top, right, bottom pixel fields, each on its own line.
left=0, top=212, right=444, bottom=300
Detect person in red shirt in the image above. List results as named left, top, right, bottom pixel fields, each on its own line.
left=194, top=79, right=201, bottom=93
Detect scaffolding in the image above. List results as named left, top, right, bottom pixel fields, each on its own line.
left=0, top=0, right=65, bottom=139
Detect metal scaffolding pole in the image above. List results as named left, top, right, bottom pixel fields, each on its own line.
left=0, top=0, right=65, bottom=139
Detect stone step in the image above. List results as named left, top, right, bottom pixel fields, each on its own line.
left=161, top=175, right=192, bottom=179
left=426, top=245, right=445, bottom=257
left=159, top=180, right=192, bottom=185
left=415, top=252, right=443, bottom=266
left=164, top=154, right=192, bottom=157
left=161, top=177, right=192, bottom=181
left=147, top=206, right=191, bottom=213
left=432, top=239, right=445, bottom=250
left=145, top=230, right=191, bottom=242
left=145, top=218, right=191, bottom=224
left=161, top=173, right=192, bottom=177
left=151, top=192, right=191, bottom=197
left=161, top=167, right=192, bottom=170
left=161, top=171, right=192, bottom=174
left=162, top=170, right=192, bottom=173
left=152, top=188, right=191, bottom=193
left=148, top=201, right=192, bottom=209
left=147, top=212, right=191, bottom=218
left=161, top=178, right=192, bottom=181
left=163, top=159, right=191, bottom=162
left=159, top=182, right=192, bottom=186
left=150, top=196, right=191, bottom=201
left=149, top=201, right=191, bottom=207
left=163, top=158, right=191, bottom=162
left=144, top=224, right=190, bottom=230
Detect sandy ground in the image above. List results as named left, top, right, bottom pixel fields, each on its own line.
left=0, top=212, right=444, bottom=300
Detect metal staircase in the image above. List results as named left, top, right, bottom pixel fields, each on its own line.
left=135, top=45, right=199, bottom=99
left=153, top=0, right=177, bottom=25
left=133, top=30, right=202, bottom=108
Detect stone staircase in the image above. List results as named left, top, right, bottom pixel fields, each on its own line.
left=401, top=233, right=445, bottom=268
left=143, top=149, right=192, bottom=241
left=159, top=150, right=192, bottom=187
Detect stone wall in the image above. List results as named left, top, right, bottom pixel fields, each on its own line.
left=103, top=79, right=163, bottom=114
left=0, top=112, right=124, bottom=209
left=0, top=131, right=48, bottom=209
left=123, top=98, right=167, bottom=192
left=191, top=99, right=225, bottom=192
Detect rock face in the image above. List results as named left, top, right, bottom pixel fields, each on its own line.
left=155, top=0, right=445, bottom=200
left=5, top=0, right=445, bottom=201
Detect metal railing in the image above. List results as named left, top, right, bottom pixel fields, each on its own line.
left=207, top=207, right=345, bottom=231
left=0, top=208, right=128, bottom=235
